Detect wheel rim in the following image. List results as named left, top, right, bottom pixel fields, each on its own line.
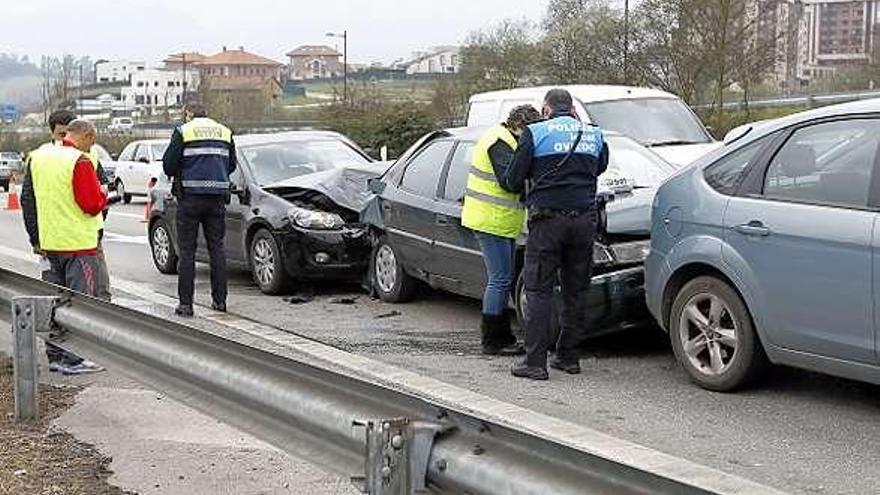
left=252, top=238, right=276, bottom=287
left=152, top=225, right=170, bottom=267
left=374, top=244, right=398, bottom=293
left=117, top=181, right=124, bottom=197
left=679, top=293, right=739, bottom=376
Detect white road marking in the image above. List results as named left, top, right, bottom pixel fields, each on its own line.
left=103, top=232, right=149, bottom=245
left=109, top=212, right=148, bottom=220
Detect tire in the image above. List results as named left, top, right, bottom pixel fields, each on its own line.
left=250, top=229, right=289, bottom=295
left=514, top=270, right=560, bottom=345
left=0, top=179, right=8, bottom=192
left=669, top=276, right=768, bottom=392
left=371, top=235, right=416, bottom=303
left=117, top=180, right=132, bottom=204
left=149, top=219, right=178, bottom=274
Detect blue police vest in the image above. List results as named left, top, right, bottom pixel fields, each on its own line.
left=528, top=116, right=604, bottom=161
left=523, top=116, right=606, bottom=211
left=179, top=118, right=233, bottom=196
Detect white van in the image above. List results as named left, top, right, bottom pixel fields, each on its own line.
left=466, top=85, right=721, bottom=167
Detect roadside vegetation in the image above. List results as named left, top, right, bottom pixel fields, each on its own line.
left=0, top=355, right=129, bottom=495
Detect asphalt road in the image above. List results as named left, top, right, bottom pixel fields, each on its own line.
left=1, top=201, right=878, bottom=495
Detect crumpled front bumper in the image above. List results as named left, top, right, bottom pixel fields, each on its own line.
left=278, top=223, right=372, bottom=280
left=583, top=265, right=649, bottom=338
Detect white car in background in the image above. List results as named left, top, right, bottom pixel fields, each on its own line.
left=107, top=117, right=135, bottom=133
left=114, top=139, right=169, bottom=203
left=466, top=85, right=722, bottom=167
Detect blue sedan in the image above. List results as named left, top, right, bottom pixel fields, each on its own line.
left=646, top=98, right=880, bottom=391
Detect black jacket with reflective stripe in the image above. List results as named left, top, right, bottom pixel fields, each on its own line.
left=163, top=126, right=237, bottom=197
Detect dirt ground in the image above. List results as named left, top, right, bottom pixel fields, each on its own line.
left=0, top=353, right=132, bottom=495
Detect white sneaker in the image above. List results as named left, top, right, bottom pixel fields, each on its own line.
left=61, top=361, right=105, bottom=375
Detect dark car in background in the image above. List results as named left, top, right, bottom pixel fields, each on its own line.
left=362, top=127, right=674, bottom=338
left=148, top=131, right=387, bottom=294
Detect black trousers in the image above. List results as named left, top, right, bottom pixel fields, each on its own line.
left=523, top=209, right=597, bottom=368
left=176, top=195, right=228, bottom=307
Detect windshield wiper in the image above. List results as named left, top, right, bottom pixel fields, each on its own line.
left=646, top=139, right=705, bottom=147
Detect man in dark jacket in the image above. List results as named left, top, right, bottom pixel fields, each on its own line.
left=500, top=89, right=609, bottom=380
left=163, top=102, right=236, bottom=317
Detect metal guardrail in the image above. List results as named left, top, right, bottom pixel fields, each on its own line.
left=0, top=267, right=784, bottom=495
left=697, top=89, right=880, bottom=111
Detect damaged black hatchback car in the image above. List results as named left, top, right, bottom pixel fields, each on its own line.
left=148, top=131, right=386, bottom=294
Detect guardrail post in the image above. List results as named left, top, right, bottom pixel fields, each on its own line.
left=353, top=418, right=447, bottom=495
left=11, top=296, right=56, bottom=422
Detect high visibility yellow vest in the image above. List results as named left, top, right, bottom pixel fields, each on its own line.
left=29, top=145, right=102, bottom=251
left=461, top=125, right=525, bottom=239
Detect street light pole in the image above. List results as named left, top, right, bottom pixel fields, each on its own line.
left=623, top=0, right=630, bottom=83
left=326, top=30, right=348, bottom=103
left=182, top=52, right=188, bottom=106
left=343, top=30, right=348, bottom=103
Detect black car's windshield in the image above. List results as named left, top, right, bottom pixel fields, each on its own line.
left=606, top=135, right=675, bottom=188
left=243, top=139, right=370, bottom=186
left=584, top=98, right=711, bottom=147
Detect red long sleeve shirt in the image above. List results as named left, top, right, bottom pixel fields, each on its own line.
left=62, top=139, right=107, bottom=216
left=45, top=140, right=108, bottom=256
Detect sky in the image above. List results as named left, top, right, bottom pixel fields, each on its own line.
left=2, top=0, right=550, bottom=65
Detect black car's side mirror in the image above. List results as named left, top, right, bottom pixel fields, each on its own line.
left=230, top=183, right=250, bottom=204
left=368, top=178, right=386, bottom=195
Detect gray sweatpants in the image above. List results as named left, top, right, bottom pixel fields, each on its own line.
left=95, top=246, right=111, bottom=301
left=44, top=253, right=101, bottom=296
left=43, top=253, right=102, bottom=365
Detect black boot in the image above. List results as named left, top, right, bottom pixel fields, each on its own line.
left=175, top=304, right=194, bottom=318
left=481, top=314, right=525, bottom=356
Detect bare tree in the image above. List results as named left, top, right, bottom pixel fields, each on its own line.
left=631, top=0, right=777, bottom=108
left=542, top=0, right=628, bottom=85
left=630, top=0, right=712, bottom=103
left=458, top=19, right=540, bottom=91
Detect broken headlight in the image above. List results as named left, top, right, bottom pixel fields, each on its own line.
left=609, top=240, right=651, bottom=264
left=593, top=244, right=614, bottom=265
left=288, top=206, right=345, bottom=230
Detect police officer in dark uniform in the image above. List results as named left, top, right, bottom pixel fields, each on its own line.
left=162, top=103, right=236, bottom=317
left=500, top=89, right=609, bottom=380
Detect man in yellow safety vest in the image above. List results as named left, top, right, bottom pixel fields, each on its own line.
left=22, top=119, right=108, bottom=375
left=461, top=105, right=542, bottom=355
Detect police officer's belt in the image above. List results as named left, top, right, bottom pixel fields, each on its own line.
left=529, top=207, right=593, bottom=220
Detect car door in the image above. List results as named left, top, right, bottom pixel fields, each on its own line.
left=724, top=118, right=880, bottom=363
left=431, top=140, right=487, bottom=298
left=116, top=142, right=138, bottom=191
left=381, top=140, right=454, bottom=280
left=145, top=143, right=160, bottom=188
left=224, top=165, right=248, bottom=263
left=131, top=143, right=152, bottom=195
